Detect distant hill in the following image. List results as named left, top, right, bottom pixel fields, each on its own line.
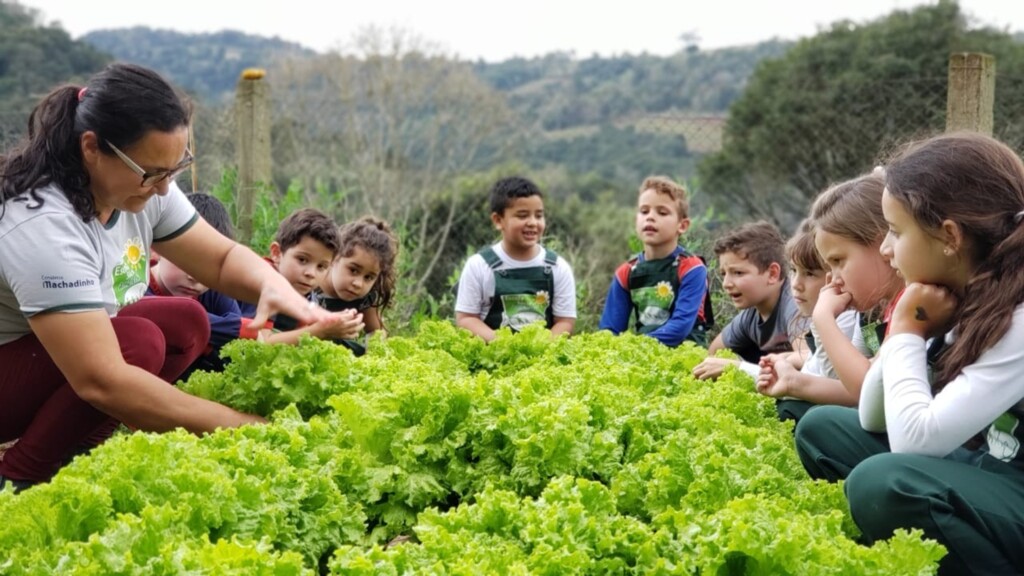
left=465, top=42, right=791, bottom=183
left=473, top=41, right=791, bottom=131
left=82, top=27, right=316, bottom=102
left=0, top=0, right=110, bottom=147
left=75, top=24, right=792, bottom=187
left=80, top=25, right=789, bottom=124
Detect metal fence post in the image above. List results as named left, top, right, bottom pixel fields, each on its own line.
left=234, top=68, right=271, bottom=246
left=946, top=53, right=995, bottom=136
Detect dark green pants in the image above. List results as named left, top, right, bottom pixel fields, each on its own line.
left=795, top=405, right=1024, bottom=576
left=775, top=398, right=816, bottom=424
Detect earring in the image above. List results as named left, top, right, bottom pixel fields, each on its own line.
left=944, top=247, right=953, bottom=256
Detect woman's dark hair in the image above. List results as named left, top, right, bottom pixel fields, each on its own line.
left=0, top=62, right=191, bottom=222
left=884, top=132, right=1024, bottom=389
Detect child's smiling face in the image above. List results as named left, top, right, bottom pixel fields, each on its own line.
left=493, top=195, right=546, bottom=258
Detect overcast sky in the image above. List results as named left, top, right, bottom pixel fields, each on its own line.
left=14, top=0, right=1024, bottom=61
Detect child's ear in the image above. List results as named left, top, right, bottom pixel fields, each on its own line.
left=677, top=217, right=691, bottom=235
left=269, top=242, right=282, bottom=264
left=490, top=212, right=503, bottom=229
left=939, top=218, right=965, bottom=254
left=766, top=261, right=783, bottom=283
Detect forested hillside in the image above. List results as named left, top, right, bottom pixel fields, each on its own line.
left=68, top=23, right=790, bottom=192
left=474, top=42, right=790, bottom=131
left=698, top=1, right=1024, bottom=222
left=82, top=27, right=316, bottom=102
left=0, top=1, right=109, bottom=145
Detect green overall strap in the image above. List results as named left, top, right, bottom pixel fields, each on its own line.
left=481, top=247, right=558, bottom=331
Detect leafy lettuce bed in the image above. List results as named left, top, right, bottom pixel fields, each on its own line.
left=0, top=322, right=944, bottom=575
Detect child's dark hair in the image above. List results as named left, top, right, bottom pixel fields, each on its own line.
left=186, top=193, right=233, bottom=240
left=274, top=208, right=340, bottom=255
left=639, top=175, right=689, bottom=219
left=713, top=220, right=786, bottom=274
left=884, top=132, right=1024, bottom=390
left=0, top=62, right=191, bottom=222
left=337, top=216, right=399, bottom=311
left=490, top=176, right=543, bottom=215
left=786, top=218, right=824, bottom=273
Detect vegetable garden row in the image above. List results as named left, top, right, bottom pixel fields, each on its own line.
left=0, top=323, right=944, bottom=574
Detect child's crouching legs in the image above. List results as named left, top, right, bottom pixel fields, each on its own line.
left=793, top=405, right=887, bottom=482
left=847, top=452, right=1024, bottom=575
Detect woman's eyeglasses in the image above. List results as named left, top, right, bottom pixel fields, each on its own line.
left=106, top=141, right=194, bottom=187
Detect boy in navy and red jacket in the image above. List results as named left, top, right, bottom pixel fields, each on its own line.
left=599, top=176, right=712, bottom=347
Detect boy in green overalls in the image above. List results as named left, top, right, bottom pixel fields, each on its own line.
left=599, top=176, right=712, bottom=347
left=454, top=176, right=577, bottom=342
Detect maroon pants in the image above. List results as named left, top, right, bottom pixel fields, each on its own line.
left=0, top=297, right=209, bottom=482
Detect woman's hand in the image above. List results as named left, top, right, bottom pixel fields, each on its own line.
left=890, top=282, right=957, bottom=339
left=247, top=279, right=332, bottom=332
left=232, top=412, right=269, bottom=425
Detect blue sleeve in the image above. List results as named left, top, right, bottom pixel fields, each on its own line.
left=647, top=263, right=707, bottom=347
left=598, top=275, right=631, bottom=334
left=237, top=299, right=258, bottom=320
left=198, top=290, right=242, bottom=349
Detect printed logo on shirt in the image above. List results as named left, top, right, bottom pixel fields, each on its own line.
left=862, top=320, right=882, bottom=356
left=112, top=237, right=149, bottom=307
left=986, top=413, right=1021, bottom=462
left=632, top=281, right=675, bottom=328
left=500, top=291, right=549, bottom=331
left=40, top=274, right=96, bottom=289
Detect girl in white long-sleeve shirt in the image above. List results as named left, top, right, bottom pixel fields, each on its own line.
left=795, top=132, right=1024, bottom=575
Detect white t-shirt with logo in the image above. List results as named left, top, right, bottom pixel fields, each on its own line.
left=0, top=182, right=197, bottom=345
left=455, top=242, right=577, bottom=322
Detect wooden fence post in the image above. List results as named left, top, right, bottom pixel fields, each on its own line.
left=946, top=53, right=995, bottom=136
left=234, top=68, right=271, bottom=246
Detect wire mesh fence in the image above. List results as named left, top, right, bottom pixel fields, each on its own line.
left=995, top=75, right=1024, bottom=153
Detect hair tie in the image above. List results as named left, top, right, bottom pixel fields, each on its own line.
left=77, top=87, right=87, bottom=102
left=1015, top=210, right=1024, bottom=225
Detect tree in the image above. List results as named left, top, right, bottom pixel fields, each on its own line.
left=265, top=27, right=521, bottom=323
left=697, top=0, right=1024, bottom=226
